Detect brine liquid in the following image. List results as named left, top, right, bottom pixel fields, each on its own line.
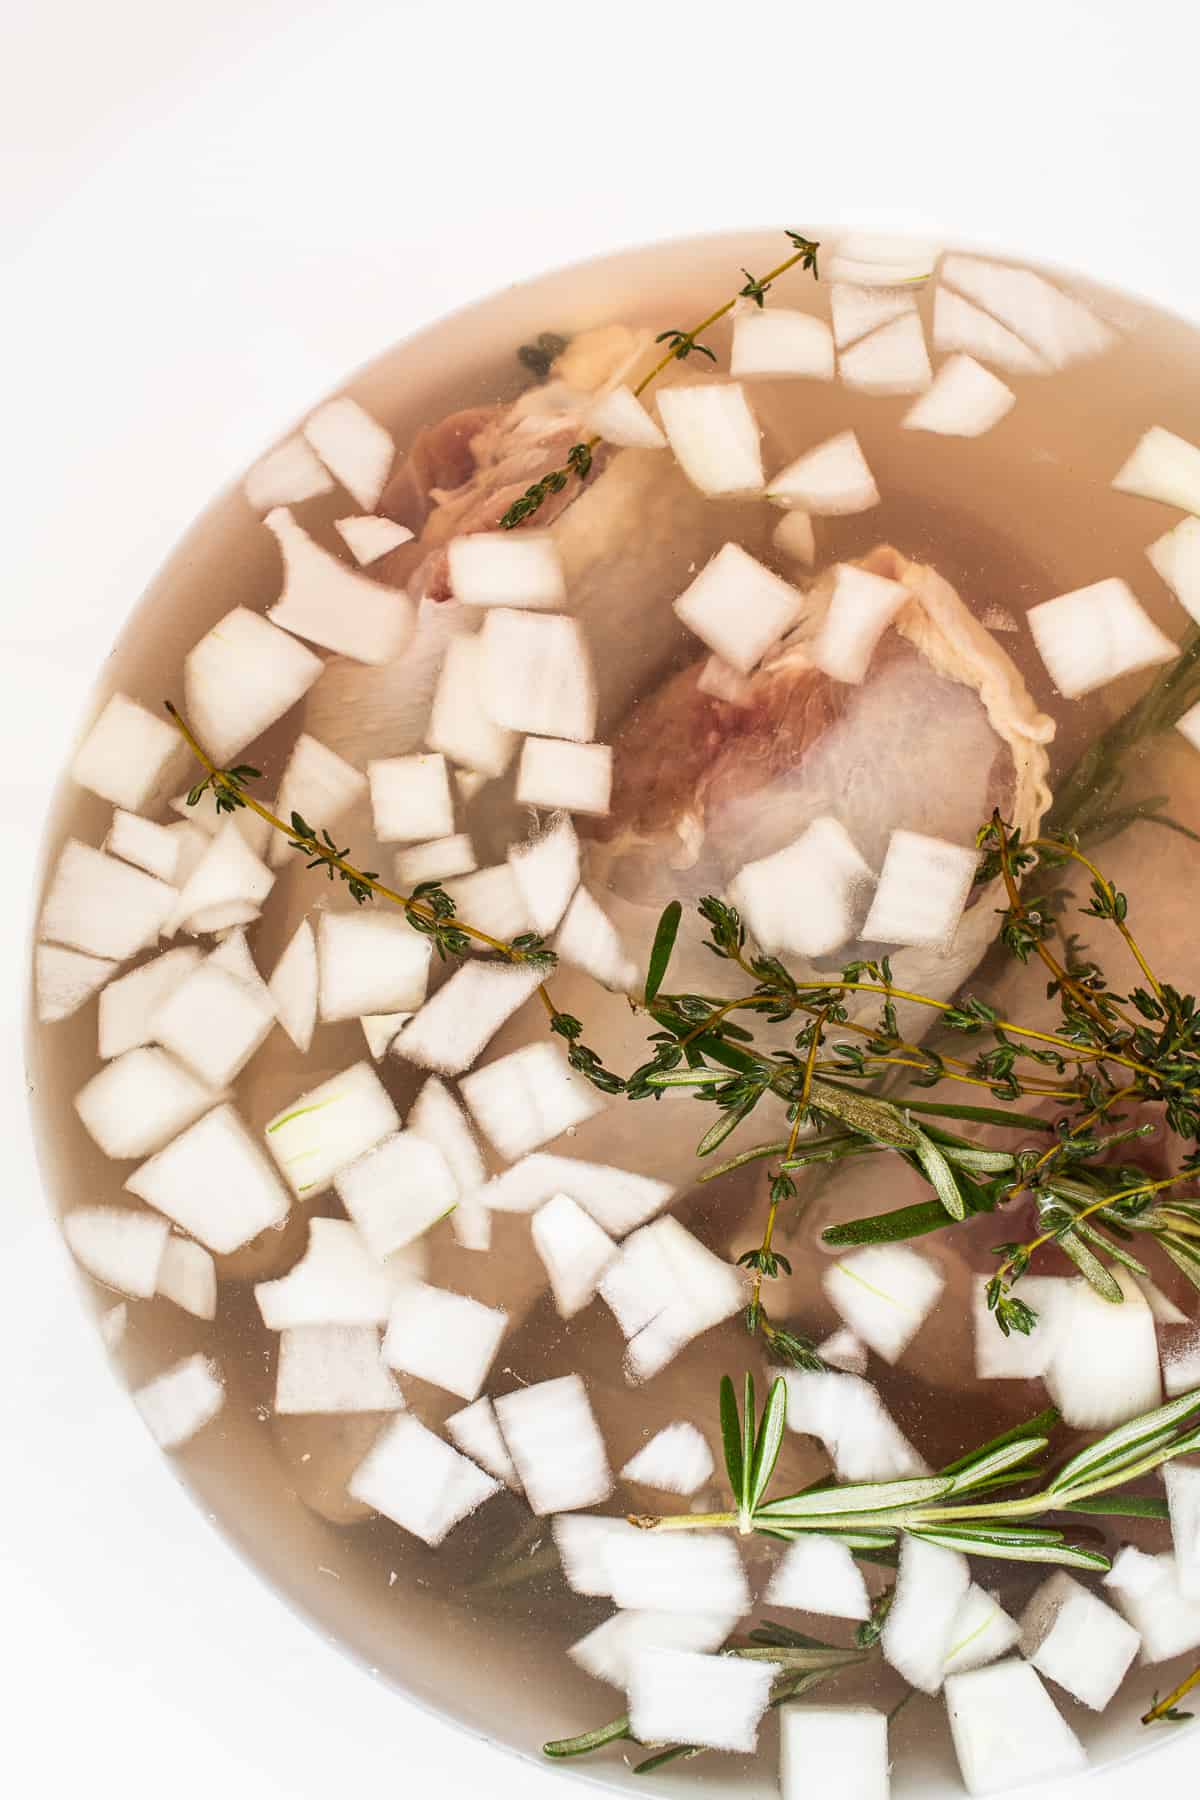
left=26, top=232, right=1200, bottom=1795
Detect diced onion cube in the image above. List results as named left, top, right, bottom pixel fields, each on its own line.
left=97, top=948, right=201, bottom=1059
left=882, top=1533, right=970, bottom=1694
left=1107, top=1551, right=1200, bottom=1662
left=823, top=1245, right=945, bottom=1363
left=494, top=1373, right=611, bottom=1515
left=657, top=383, right=764, bottom=497
left=35, top=944, right=117, bottom=1025
left=302, top=396, right=394, bottom=511
left=264, top=1061, right=399, bottom=1198
left=135, top=1353, right=225, bottom=1449
left=1148, top=515, right=1200, bottom=623
left=167, top=819, right=274, bottom=936
left=771, top=509, right=815, bottom=565
left=426, top=635, right=517, bottom=778
left=1019, top=1571, right=1140, bottom=1710
left=479, top=610, right=597, bottom=742
left=943, top=1586, right=1020, bottom=1676
left=334, top=514, right=413, bottom=565
left=447, top=531, right=565, bottom=610
left=348, top=1414, right=500, bottom=1545
left=368, top=752, right=454, bottom=843
left=531, top=1192, right=618, bottom=1318
left=184, top=606, right=322, bottom=765
left=275, top=1325, right=403, bottom=1414
left=515, top=739, right=612, bottom=815
left=383, top=1280, right=506, bottom=1400
left=128, top=1102, right=291, bottom=1253
left=40, top=840, right=177, bottom=962
left=394, top=835, right=477, bottom=885
left=628, top=1647, right=776, bottom=1756
left=75, top=1048, right=217, bottom=1161
left=903, top=354, right=1015, bottom=437
left=507, top=813, right=580, bottom=934
left=267, top=920, right=318, bottom=1054
left=861, top=829, right=978, bottom=951
left=266, top=507, right=414, bottom=665
left=555, top=885, right=635, bottom=990
left=460, top=1041, right=604, bottom=1159
left=1043, top=1268, right=1162, bottom=1430
left=620, top=1422, right=714, bottom=1496
left=775, top=1368, right=927, bottom=1483
left=393, top=961, right=545, bottom=1076
left=553, top=1514, right=640, bottom=1596
left=1028, top=577, right=1177, bottom=698
left=254, top=1217, right=415, bottom=1330
left=64, top=1205, right=169, bottom=1298
left=767, top=430, right=879, bottom=515
left=831, top=281, right=917, bottom=349
left=335, top=1131, right=458, bottom=1260
left=269, top=734, right=366, bottom=868
left=1166, top=1463, right=1200, bottom=1599
left=105, top=810, right=181, bottom=882
left=945, top=1660, right=1086, bottom=1795
left=673, top=542, right=804, bottom=675
left=730, top=309, right=834, bottom=380
left=839, top=312, right=932, bottom=395
left=481, top=1154, right=673, bottom=1234
left=585, top=384, right=667, bottom=450
left=70, top=693, right=181, bottom=812
left=731, top=816, right=874, bottom=959
left=932, top=286, right=1048, bottom=375
left=445, top=1397, right=521, bottom=1488
left=317, top=910, right=432, bottom=1021
left=570, top=1610, right=736, bottom=1691
left=150, top=960, right=276, bottom=1088
left=809, top=564, right=908, bottom=685
left=244, top=436, right=334, bottom=511
left=157, top=1235, right=217, bottom=1320
left=443, top=865, right=530, bottom=944
left=781, top=1707, right=889, bottom=1800
left=940, top=254, right=1115, bottom=370
left=765, top=1537, right=871, bottom=1621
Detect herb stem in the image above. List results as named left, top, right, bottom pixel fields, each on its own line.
left=993, top=810, right=1112, bottom=1033
left=1143, top=1663, right=1200, bottom=1726
left=1033, top=835, right=1164, bottom=1002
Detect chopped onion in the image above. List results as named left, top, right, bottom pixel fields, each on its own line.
left=185, top=900, right=262, bottom=936
left=781, top=1708, right=889, bottom=1800
left=1043, top=1268, right=1162, bottom=1430
left=941, top=254, right=1115, bottom=370
left=317, top=910, right=431, bottom=1022
left=75, top=1048, right=216, bottom=1161
left=407, top=1076, right=490, bottom=1252
left=481, top=1153, right=673, bottom=1234
left=628, top=1647, right=775, bottom=1756
left=184, top=605, right=322, bottom=765
left=570, top=1610, right=736, bottom=1691
left=507, top=813, right=580, bottom=934
left=816, top=1327, right=868, bottom=1376
left=696, top=655, right=755, bottom=706
left=1019, top=1571, right=1140, bottom=1710
left=1027, top=577, right=1177, bottom=699
left=265, top=507, right=414, bottom=665
left=105, top=810, right=181, bottom=883
left=555, top=885, right=636, bottom=991
left=944, top=1660, right=1086, bottom=1796
left=446, top=1397, right=521, bottom=1488
left=427, top=635, right=518, bottom=778
left=264, top=1061, right=399, bottom=1198
left=943, top=1586, right=1021, bottom=1676
left=134, top=1353, right=224, bottom=1450
left=771, top=509, right=815, bottom=566
left=255, top=1217, right=416, bottom=1329
left=334, top=514, right=413, bottom=566
left=883, top=1534, right=970, bottom=1694
left=41, top=839, right=177, bottom=963
left=730, top=309, right=834, bottom=381
left=35, top=943, right=117, bottom=1025
left=267, top=920, right=318, bottom=1053
left=302, top=396, right=394, bottom=511
left=775, top=1368, right=927, bottom=1482
left=367, top=751, right=454, bottom=844
left=603, top=1531, right=749, bottom=1617
left=1107, top=1550, right=1200, bottom=1661
left=827, top=234, right=940, bottom=286
left=494, top=1372, right=612, bottom=1515
left=824, top=1244, right=944, bottom=1364
left=766, top=1537, right=871, bottom=1621
left=656, top=383, right=764, bottom=496
left=1147, top=515, right=1200, bottom=623
left=394, top=834, right=477, bottom=885
left=902, top=354, right=1015, bottom=437
left=347, top=1414, right=500, bottom=1545
left=274, top=1324, right=403, bottom=1414
left=972, top=1273, right=1066, bottom=1380
left=479, top=609, right=597, bottom=742
left=585, top=383, right=667, bottom=450
left=444, top=864, right=531, bottom=943
left=606, top=1217, right=745, bottom=1383
left=861, top=828, right=978, bottom=951
left=447, top=531, right=566, bottom=610
left=1114, top=424, right=1200, bottom=515
left=359, top=1012, right=411, bottom=1060
left=244, top=436, right=334, bottom=511
left=809, top=564, right=909, bottom=684
left=335, top=1131, right=458, bottom=1260
left=70, top=693, right=182, bottom=812
left=515, top=738, right=613, bottom=816
left=620, top=1422, right=713, bottom=1496
left=1162, top=1327, right=1200, bottom=1397
left=531, top=1192, right=618, bottom=1318
left=839, top=312, right=932, bottom=395
left=553, top=1514, right=641, bottom=1597
left=831, top=281, right=917, bottom=349
left=392, top=960, right=543, bottom=1077
left=129, top=1102, right=291, bottom=1253
left=673, top=542, right=804, bottom=675
left=64, top=1204, right=169, bottom=1298
left=96, top=948, right=200, bottom=1059
left=1136, top=1273, right=1190, bottom=1325
left=1165, top=1463, right=1200, bottom=1600
left=171, top=786, right=272, bottom=858
left=460, top=1041, right=604, bottom=1160
left=382, top=1281, right=506, bottom=1401
left=167, top=818, right=274, bottom=937
left=151, top=961, right=276, bottom=1088
left=269, top=734, right=366, bottom=868
left=731, top=815, right=874, bottom=959
left=767, top=430, right=879, bottom=515
left=932, top=286, right=1049, bottom=375
left=157, top=1235, right=217, bottom=1321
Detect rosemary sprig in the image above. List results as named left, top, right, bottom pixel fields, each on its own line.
left=498, top=229, right=821, bottom=530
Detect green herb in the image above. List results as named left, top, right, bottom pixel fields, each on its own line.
left=1143, top=1663, right=1200, bottom=1726
left=516, top=331, right=569, bottom=381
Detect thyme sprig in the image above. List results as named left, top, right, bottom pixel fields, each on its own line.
left=498, top=229, right=821, bottom=530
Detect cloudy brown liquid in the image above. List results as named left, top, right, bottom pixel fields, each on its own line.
left=26, top=233, right=1200, bottom=1794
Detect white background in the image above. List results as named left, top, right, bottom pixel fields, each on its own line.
left=3, top=2, right=1198, bottom=1794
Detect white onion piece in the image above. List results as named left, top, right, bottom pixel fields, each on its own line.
left=824, top=1245, right=944, bottom=1364
left=348, top=1414, right=500, bottom=1545
left=359, top=1012, right=411, bottom=1060
left=628, top=1648, right=775, bottom=1756
left=972, top=1273, right=1066, bottom=1380
left=244, top=436, right=334, bottom=511
left=264, top=1061, right=399, bottom=1198
left=1108, top=1552, right=1200, bottom=1663
left=334, top=514, right=413, bottom=565
left=1019, top=1572, right=1140, bottom=1710
left=447, top=530, right=565, bottom=610
left=570, top=1611, right=736, bottom=1691
left=932, top=287, right=1049, bottom=375
left=454, top=767, right=488, bottom=804
left=265, top=507, right=414, bottom=665
left=531, top=1192, right=618, bottom=1319
left=35, top=944, right=117, bottom=1025
left=135, top=1354, right=224, bottom=1450
left=255, top=1217, right=417, bottom=1330
left=555, top=885, right=636, bottom=990
left=446, top=1397, right=521, bottom=1488
left=831, top=281, right=917, bottom=349
left=945, top=1661, right=1086, bottom=1796
left=426, top=635, right=518, bottom=778
left=861, top=829, right=978, bottom=952
left=620, top=1422, right=714, bottom=1496
left=943, top=1586, right=1021, bottom=1676
left=70, top=693, right=182, bottom=812
left=816, top=1327, right=868, bottom=1376
left=1114, top=424, right=1200, bottom=515
left=75, top=1048, right=217, bottom=1161
left=656, top=383, right=764, bottom=496
left=157, top=1235, right=217, bottom=1321
left=96, top=949, right=200, bottom=1059
left=130, top=1102, right=290, bottom=1253
left=1136, top=1274, right=1190, bottom=1325
left=302, top=396, right=394, bottom=511
left=382, top=1280, right=506, bottom=1401
left=730, top=309, right=834, bottom=380
left=515, top=738, right=613, bottom=816
left=1163, top=1328, right=1200, bottom=1397
left=394, top=835, right=477, bottom=885
left=553, top=1514, right=641, bottom=1597
left=1027, top=577, right=1177, bottom=699
left=883, top=1534, right=970, bottom=1694
left=444, top=864, right=530, bottom=944
left=941, top=254, right=1115, bottom=369
left=460, top=1041, right=604, bottom=1160
left=731, top=816, right=874, bottom=959
left=100, top=1304, right=127, bottom=1349
left=1148, top=515, right=1200, bottom=622
left=167, top=819, right=274, bottom=936
left=335, top=1131, right=458, bottom=1260
left=827, top=234, right=940, bottom=286
left=481, top=1154, right=673, bottom=1235
left=64, top=1205, right=169, bottom=1298
left=903, top=355, right=1015, bottom=437
left=494, top=1373, right=612, bottom=1515
left=171, top=786, right=272, bottom=857
left=839, top=312, right=932, bottom=396
left=274, top=1324, right=403, bottom=1415
left=765, top=1537, right=871, bottom=1621
left=603, top=1532, right=749, bottom=1617
left=781, top=1708, right=889, bottom=1800
left=767, top=430, right=879, bottom=515
left=696, top=655, right=755, bottom=706
left=809, top=564, right=909, bottom=685
left=105, top=810, right=181, bottom=882
left=391, top=961, right=545, bottom=1076
left=367, top=751, right=454, bottom=843
left=269, top=734, right=366, bottom=868
left=41, top=840, right=177, bottom=962
left=184, top=606, right=322, bottom=764
left=407, top=1076, right=490, bottom=1252
left=207, top=926, right=269, bottom=998
left=615, top=1218, right=745, bottom=1383
left=317, top=911, right=431, bottom=1022
left=479, top=610, right=597, bottom=742
left=1165, top=1463, right=1200, bottom=1599
left=184, top=900, right=261, bottom=937
left=673, top=542, right=804, bottom=675
left=267, top=920, right=318, bottom=1053
left=771, top=509, right=815, bottom=566
left=585, top=383, right=667, bottom=450
left=775, top=1368, right=927, bottom=1483
left=507, top=813, right=580, bottom=934
left=1043, top=1269, right=1162, bottom=1430
left=151, top=961, right=276, bottom=1088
